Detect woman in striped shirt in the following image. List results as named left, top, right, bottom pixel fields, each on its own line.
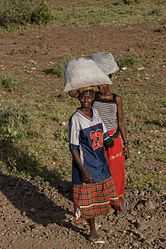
left=93, top=82, right=129, bottom=215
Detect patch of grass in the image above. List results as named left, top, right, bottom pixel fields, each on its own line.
left=146, top=8, right=161, bottom=17
left=121, top=0, right=140, bottom=4
left=118, top=54, right=139, bottom=69
left=144, top=119, right=166, bottom=128
left=160, top=98, right=166, bottom=107
left=0, top=0, right=165, bottom=28
left=54, top=127, right=68, bottom=145
left=0, top=0, right=52, bottom=27
left=0, top=141, right=64, bottom=183
left=43, top=55, right=72, bottom=78
left=127, top=155, right=165, bottom=192
left=50, top=0, right=166, bottom=26
left=0, top=74, right=20, bottom=91
left=31, top=1, right=52, bottom=24
left=155, top=152, right=166, bottom=163
left=129, top=171, right=162, bottom=192
left=0, top=106, right=29, bottom=143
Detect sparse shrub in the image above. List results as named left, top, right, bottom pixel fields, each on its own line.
left=31, top=1, right=52, bottom=24
left=144, top=119, right=166, bottom=128
left=0, top=74, right=19, bottom=91
left=122, top=0, right=140, bottom=4
left=0, top=107, right=29, bottom=143
left=43, top=67, right=62, bottom=77
left=0, top=0, right=52, bottom=27
left=54, top=127, right=68, bottom=145
left=160, top=98, right=166, bottom=107
left=118, top=54, right=139, bottom=68
left=146, top=9, right=161, bottom=17
left=43, top=55, right=72, bottom=78
left=113, top=0, right=140, bottom=4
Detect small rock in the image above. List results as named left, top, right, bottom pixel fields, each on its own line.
left=137, top=67, right=145, bottom=71
left=146, top=200, right=156, bottom=210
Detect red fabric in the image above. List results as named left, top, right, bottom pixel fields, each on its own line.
left=73, top=177, right=117, bottom=220
left=106, top=131, right=125, bottom=198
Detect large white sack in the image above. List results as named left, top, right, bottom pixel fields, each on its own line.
left=64, top=57, right=112, bottom=92
left=89, top=52, right=119, bottom=75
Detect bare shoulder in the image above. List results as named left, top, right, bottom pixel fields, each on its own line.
left=114, top=94, right=122, bottom=104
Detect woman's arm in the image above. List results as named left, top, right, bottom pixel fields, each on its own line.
left=68, top=90, right=79, bottom=98
left=70, top=147, right=93, bottom=183
left=69, top=116, right=92, bottom=183
left=116, top=95, right=129, bottom=159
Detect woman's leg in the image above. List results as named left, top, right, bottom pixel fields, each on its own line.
left=87, top=218, right=98, bottom=239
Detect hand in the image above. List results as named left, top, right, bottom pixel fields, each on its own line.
left=68, top=90, right=79, bottom=98
left=82, top=171, right=93, bottom=184
left=123, top=145, right=129, bottom=160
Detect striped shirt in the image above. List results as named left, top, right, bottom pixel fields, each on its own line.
left=93, top=95, right=118, bottom=131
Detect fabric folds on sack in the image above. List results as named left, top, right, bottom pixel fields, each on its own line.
left=89, top=52, right=119, bottom=75
left=64, top=57, right=112, bottom=92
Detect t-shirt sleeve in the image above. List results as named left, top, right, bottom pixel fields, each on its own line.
left=68, top=115, right=80, bottom=149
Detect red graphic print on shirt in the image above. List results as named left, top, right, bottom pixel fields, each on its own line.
left=90, top=129, right=103, bottom=151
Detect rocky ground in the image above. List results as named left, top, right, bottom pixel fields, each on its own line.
left=0, top=172, right=166, bottom=249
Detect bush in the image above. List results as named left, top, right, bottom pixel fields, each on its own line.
left=0, top=74, right=20, bottom=91
left=31, top=1, right=52, bottom=24
left=0, top=107, right=29, bottom=143
left=122, top=0, right=140, bottom=4
left=118, top=54, right=140, bottom=69
left=43, top=55, right=72, bottom=78
left=0, top=0, right=52, bottom=26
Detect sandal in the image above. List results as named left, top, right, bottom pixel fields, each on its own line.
left=88, top=237, right=105, bottom=244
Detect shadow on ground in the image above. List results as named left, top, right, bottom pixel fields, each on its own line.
left=0, top=142, right=72, bottom=200
left=0, top=172, right=68, bottom=225
left=0, top=171, right=87, bottom=237
left=0, top=142, right=80, bottom=230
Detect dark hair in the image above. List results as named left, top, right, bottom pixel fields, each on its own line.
left=79, top=90, right=95, bottom=98
left=108, top=74, right=112, bottom=80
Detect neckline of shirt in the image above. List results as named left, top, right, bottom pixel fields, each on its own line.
left=77, top=108, right=95, bottom=122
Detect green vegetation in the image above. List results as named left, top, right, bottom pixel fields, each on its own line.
left=0, top=0, right=166, bottom=28
left=43, top=55, right=72, bottom=78
left=0, top=0, right=52, bottom=27
left=0, top=74, right=20, bottom=91
left=118, top=54, right=141, bottom=69
left=0, top=106, right=29, bottom=143
left=160, top=97, right=166, bottom=108
left=50, top=0, right=166, bottom=26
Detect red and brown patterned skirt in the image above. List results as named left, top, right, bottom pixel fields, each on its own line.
left=73, top=177, right=117, bottom=221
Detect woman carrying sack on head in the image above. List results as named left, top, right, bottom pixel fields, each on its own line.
left=68, top=87, right=118, bottom=243
left=64, top=58, right=118, bottom=243
left=91, top=52, right=129, bottom=215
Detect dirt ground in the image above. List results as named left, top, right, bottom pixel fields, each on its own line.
left=0, top=23, right=166, bottom=249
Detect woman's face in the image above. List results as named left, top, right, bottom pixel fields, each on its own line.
left=98, top=84, right=111, bottom=94
left=79, top=90, right=95, bottom=109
